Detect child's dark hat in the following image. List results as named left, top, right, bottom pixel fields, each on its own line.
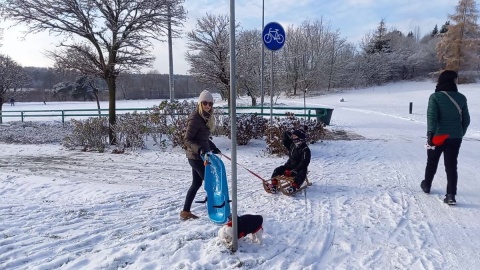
left=292, top=129, right=306, bottom=140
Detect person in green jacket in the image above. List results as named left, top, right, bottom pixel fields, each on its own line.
left=421, top=70, right=470, bottom=205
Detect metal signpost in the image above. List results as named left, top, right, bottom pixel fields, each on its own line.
left=229, top=0, right=238, bottom=252
left=262, top=22, right=285, bottom=124
left=304, top=88, right=307, bottom=118
left=260, top=0, right=265, bottom=114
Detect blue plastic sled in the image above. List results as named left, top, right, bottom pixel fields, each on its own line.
left=204, top=154, right=231, bottom=224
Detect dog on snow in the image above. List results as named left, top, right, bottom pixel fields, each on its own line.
left=218, top=214, right=263, bottom=244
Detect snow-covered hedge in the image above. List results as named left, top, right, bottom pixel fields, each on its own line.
left=0, top=101, right=325, bottom=155
left=0, top=121, right=72, bottom=144
left=221, top=113, right=269, bottom=145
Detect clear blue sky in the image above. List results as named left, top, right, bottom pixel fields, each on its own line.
left=1, top=0, right=459, bottom=75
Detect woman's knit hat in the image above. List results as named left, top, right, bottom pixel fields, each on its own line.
left=198, top=90, right=214, bottom=103
left=438, top=70, right=458, bottom=84
left=435, top=70, right=458, bottom=92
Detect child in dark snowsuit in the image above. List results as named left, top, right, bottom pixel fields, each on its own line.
left=269, top=129, right=311, bottom=194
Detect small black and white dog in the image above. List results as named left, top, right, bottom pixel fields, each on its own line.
left=218, top=214, right=263, bottom=244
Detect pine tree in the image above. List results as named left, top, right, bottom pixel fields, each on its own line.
left=440, top=21, right=450, bottom=34
left=436, top=0, right=480, bottom=72
left=432, top=24, right=439, bottom=36
left=366, top=19, right=392, bottom=54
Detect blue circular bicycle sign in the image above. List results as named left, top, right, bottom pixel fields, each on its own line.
left=263, top=22, right=285, bottom=51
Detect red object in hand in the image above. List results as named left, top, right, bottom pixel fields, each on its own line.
left=432, top=134, right=450, bottom=146
left=284, top=170, right=292, bottom=177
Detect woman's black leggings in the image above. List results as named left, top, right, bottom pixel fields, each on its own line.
left=183, top=159, right=205, bottom=212
left=424, top=138, right=462, bottom=195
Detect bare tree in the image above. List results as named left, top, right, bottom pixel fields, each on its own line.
left=326, top=30, right=348, bottom=91
left=0, top=28, right=4, bottom=48
left=437, top=0, right=480, bottom=72
left=142, top=70, right=163, bottom=99
left=1, top=0, right=186, bottom=143
left=117, top=73, right=134, bottom=100
left=185, top=14, right=237, bottom=106
left=237, top=29, right=261, bottom=105
left=0, top=54, right=29, bottom=123
left=281, top=19, right=336, bottom=96
left=281, top=24, right=304, bottom=96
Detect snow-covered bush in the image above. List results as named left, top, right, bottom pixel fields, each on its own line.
left=265, top=124, right=286, bottom=156
left=0, top=122, right=71, bottom=144
left=62, top=101, right=198, bottom=152
left=265, top=114, right=325, bottom=156
left=63, top=118, right=109, bottom=152
left=222, top=113, right=268, bottom=145
left=113, top=112, right=149, bottom=151
left=3, top=103, right=323, bottom=154
left=212, top=114, right=228, bottom=137
left=149, top=100, right=197, bottom=149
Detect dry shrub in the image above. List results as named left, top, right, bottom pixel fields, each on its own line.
left=148, top=100, right=196, bottom=149
left=265, top=113, right=325, bottom=155
left=62, top=104, right=325, bottom=154
left=63, top=117, right=109, bottom=152
left=212, top=114, right=229, bottom=136
left=265, top=124, right=286, bottom=156
left=113, top=112, right=149, bottom=151
left=223, top=113, right=267, bottom=145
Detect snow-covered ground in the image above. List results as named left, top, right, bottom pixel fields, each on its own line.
left=1, top=80, right=480, bottom=269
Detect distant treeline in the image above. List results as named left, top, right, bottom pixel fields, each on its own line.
left=16, top=67, right=213, bottom=102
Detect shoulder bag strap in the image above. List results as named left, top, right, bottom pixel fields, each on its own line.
left=441, top=91, right=462, bottom=121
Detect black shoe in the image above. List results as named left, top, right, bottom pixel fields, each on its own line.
left=420, top=180, right=431, bottom=194
left=444, top=194, right=456, bottom=205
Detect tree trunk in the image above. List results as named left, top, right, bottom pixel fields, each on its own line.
left=250, top=96, right=256, bottom=106
left=0, top=97, right=3, bottom=124
left=88, top=81, right=102, bottom=118
left=107, top=77, right=117, bottom=145
left=94, top=90, right=101, bottom=118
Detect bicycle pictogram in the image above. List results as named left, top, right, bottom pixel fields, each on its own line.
left=263, top=28, right=285, bottom=44
left=263, top=22, right=285, bottom=51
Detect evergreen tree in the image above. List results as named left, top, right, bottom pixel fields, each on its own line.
left=432, top=24, right=439, bottom=36
left=72, top=76, right=96, bottom=101
left=52, top=82, right=74, bottom=101
left=440, top=21, right=450, bottom=34
left=436, top=0, right=480, bottom=72
left=407, top=31, right=414, bottom=38
left=366, top=19, right=392, bottom=54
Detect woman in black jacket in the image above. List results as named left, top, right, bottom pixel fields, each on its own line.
left=421, top=70, right=470, bottom=205
left=180, top=90, right=220, bottom=220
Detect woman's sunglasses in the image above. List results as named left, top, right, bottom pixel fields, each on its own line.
left=202, top=101, right=214, bottom=107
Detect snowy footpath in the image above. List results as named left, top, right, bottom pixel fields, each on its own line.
left=1, top=81, right=480, bottom=269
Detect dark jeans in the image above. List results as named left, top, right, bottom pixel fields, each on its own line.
left=183, top=159, right=205, bottom=212
left=424, top=138, right=462, bottom=195
left=272, top=165, right=307, bottom=187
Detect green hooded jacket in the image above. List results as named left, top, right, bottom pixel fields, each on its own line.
left=427, top=91, right=470, bottom=138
